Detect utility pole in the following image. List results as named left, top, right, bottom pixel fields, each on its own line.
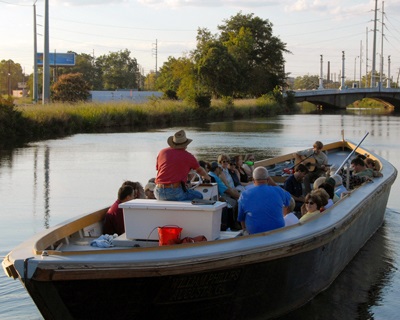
left=387, top=55, right=391, bottom=88
left=366, top=27, right=369, bottom=87
left=33, top=1, right=38, bottom=103
left=354, top=56, right=358, bottom=83
left=380, top=1, right=385, bottom=87
left=318, top=55, right=324, bottom=89
left=359, top=40, right=362, bottom=88
left=152, top=39, right=158, bottom=75
left=371, top=0, right=378, bottom=88
left=42, top=0, right=50, bottom=104
left=7, top=60, right=11, bottom=96
left=339, top=51, right=346, bottom=90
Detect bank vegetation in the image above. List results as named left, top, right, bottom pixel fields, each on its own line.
left=0, top=92, right=297, bottom=147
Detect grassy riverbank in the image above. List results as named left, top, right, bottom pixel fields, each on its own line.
left=0, top=95, right=297, bottom=147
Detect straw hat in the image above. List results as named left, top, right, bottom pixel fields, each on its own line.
left=167, top=130, right=192, bottom=149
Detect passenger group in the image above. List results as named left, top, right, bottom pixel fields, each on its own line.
left=103, top=132, right=382, bottom=238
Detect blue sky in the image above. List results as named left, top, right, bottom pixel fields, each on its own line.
left=1, top=0, right=400, bottom=83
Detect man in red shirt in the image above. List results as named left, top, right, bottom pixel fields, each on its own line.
left=155, top=130, right=211, bottom=201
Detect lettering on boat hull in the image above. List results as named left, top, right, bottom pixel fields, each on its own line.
left=155, top=269, right=242, bottom=303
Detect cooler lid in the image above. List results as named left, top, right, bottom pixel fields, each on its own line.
left=119, top=199, right=226, bottom=211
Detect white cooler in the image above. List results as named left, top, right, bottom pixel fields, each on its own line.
left=120, top=199, right=226, bottom=241
left=194, top=183, right=218, bottom=201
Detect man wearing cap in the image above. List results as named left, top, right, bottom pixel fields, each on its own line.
left=238, top=167, right=291, bottom=235
left=155, top=130, right=211, bottom=201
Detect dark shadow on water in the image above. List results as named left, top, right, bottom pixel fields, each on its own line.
left=275, top=211, right=397, bottom=320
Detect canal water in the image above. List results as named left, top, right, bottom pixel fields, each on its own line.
left=0, top=111, right=399, bottom=319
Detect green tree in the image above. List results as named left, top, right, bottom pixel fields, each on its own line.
left=144, top=71, right=157, bottom=91
left=51, top=73, right=90, bottom=102
left=0, top=60, right=26, bottom=95
left=195, top=33, right=239, bottom=97
left=157, top=12, right=289, bottom=99
left=218, top=12, right=289, bottom=96
left=57, top=52, right=102, bottom=90
left=156, top=56, right=197, bottom=100
left=293, top=75, right=319, bottom=90
left=96, top=49, right=138, bottom=90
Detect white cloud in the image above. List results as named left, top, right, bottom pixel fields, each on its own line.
left=51, top=0, right=130, bottom=6
left=138, top=0, right=281, bottom=7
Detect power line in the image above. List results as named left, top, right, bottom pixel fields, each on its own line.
left=0, top=0, right=31, bottom=6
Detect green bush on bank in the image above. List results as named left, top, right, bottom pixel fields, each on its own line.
left=2, top=95, right=298, bottom=145
left=0, top=96, right=33, bottom=145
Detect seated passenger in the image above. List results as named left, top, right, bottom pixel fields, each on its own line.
left=313, top=176, right=327, bottom=190
left=208, top=162, right=240, bottom=205
left=330, top=174, right=348, bottom=198
left=154, top=130, right=210, bottom=201
left=323, top=177, right=340, bottom=203
left=103, top=185, right=135, bottom=235
left=122, top=180, right=145, bottom=199
left=144, top=182, right=156, bottom=199
left=208, top=161, right=240, bottom=230
left=294, top=140, right=329, bottom=194
left=228, top=159, right=246, bottom=192
left=218, top=154, right=237, bottom=189
left=318, top=183, right=335, bottom=209
left=365, top=158, right=383, bottom=177
left=234, top=155, right=251, bottom=184
left=284, top=197, right=299, bottom=227
left=242, top=154, right=255, bottom=180
left=238, top=167, right=291, bottom=235
left=351, top=157, right=374, bottom=177
left=299, top=191, right=325, bottom=223
left=283, top=163, right=309, bottom=213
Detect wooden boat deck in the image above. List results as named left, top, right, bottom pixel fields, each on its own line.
left=51, top=230, right=243, bottom=253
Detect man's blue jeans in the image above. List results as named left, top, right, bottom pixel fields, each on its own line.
left=155, top=186, right=203, bottom=201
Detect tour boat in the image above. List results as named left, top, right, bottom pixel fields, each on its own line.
left=2, top=135, right=397, bottom=319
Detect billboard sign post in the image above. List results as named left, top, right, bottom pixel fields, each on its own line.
left=37, top=53, right=75, bottom=66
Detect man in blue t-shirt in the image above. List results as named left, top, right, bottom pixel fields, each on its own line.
left=238, top=167, right=291, bottom=234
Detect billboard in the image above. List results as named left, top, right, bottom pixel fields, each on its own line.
left=37, top=53, right=76, bottom=66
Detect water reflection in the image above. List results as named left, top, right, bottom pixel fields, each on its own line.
left=44, top=146, right=50, bottom=228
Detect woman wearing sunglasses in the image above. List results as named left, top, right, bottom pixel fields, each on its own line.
left=299, top=190, right=327, bottom=223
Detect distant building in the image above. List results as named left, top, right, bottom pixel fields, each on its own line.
left=89, top=90, right=163, bottom=102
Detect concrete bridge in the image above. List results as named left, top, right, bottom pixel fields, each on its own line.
left=292, top=87, right=400, bottom=109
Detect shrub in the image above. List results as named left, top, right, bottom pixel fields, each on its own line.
left=0, top=96, right=31, bottom=143
left=163, top=89, right=178, bottom=100
left=193, top=94, right=211, bottom=109
left=51, top=73, right=91, bottom=103
left=221, top=96, right=234, bottom=107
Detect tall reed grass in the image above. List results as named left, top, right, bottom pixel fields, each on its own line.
left=1, top=97, right=296, bottom=146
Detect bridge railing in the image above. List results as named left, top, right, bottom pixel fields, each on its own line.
left=291, top=87, right=400, bottom=97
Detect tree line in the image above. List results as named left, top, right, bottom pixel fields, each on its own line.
left=2, top=12, right=292, bottom=102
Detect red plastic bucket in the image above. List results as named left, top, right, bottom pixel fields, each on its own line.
left=157, top=226, right=182, bottom=246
